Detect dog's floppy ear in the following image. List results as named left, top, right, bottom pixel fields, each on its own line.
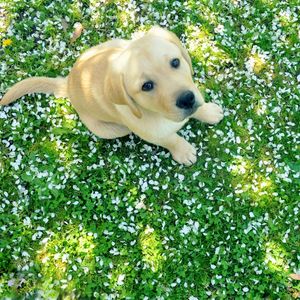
left=148, top=26, right=193, bottom=75
left=105, top=68, right=142, bottom=119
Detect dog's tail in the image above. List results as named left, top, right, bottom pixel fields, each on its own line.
left=0, top=76, right=68, bottom=106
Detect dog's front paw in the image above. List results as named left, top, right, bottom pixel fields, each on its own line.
left=170, top=138, right=197, bottom=166
left=194, top=102, right=224, bottom=125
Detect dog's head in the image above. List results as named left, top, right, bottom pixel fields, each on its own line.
left=107, top=27, right=204, bottom=121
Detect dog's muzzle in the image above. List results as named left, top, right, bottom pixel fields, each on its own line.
left=176, top=90, right=200, bottom=117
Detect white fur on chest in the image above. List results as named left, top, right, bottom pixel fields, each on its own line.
left=116, top=105, right=188, bottom=142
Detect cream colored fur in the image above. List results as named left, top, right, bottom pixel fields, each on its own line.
left=0, top=27, right=224, bottom=165
left=1, top=77, right=68, bottom=105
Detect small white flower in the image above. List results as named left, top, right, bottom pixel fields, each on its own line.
left=214, top=24, right=225, bottom=34
left=22, top=251, right=30, bottom=257
left=180, top=225, right=191, bottom=235
left=110, top=248, right=120, bottom=255
left=54, top=253, right=60, bottom=260
left=177, top=174, right=185, bottom=181
left=7, top=279, right=16, bottom=287
left=192, top=221, right=199, bottom=233
left=62, top=253, right=69, bottom=262
left=23, top=217, right=31, bottom=227
left=117, top=274, right=125, bottom=285
left=144, top=225, right=154, bottom=234
left=135, top=200, right=146, bottom=209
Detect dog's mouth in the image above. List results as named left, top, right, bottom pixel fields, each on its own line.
left=183, top=102, right=201, bottom=117
left=179, top=101, right=201, bottom=120
left=165, top=101, right=201, bottom=123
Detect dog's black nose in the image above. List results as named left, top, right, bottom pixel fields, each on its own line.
left=176, top=91, right=195, bottom=109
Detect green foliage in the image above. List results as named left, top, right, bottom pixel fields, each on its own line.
left=0, top=0, right=299, bottom=299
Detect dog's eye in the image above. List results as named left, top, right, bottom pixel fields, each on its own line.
left=142, top=81, right=154, bottom=92
left=171, top=58, right=180, bottom=68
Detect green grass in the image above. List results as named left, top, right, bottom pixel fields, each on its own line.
left=0, top=0, right=299, bottom=299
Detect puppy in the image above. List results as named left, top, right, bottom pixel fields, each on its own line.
left=0, top=26, right=223, bottom=165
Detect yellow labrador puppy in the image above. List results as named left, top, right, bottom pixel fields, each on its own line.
left=0, top=27, right=223, bottom=165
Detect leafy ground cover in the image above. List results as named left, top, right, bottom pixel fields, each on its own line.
left=0, top=0, right=299, bottom=298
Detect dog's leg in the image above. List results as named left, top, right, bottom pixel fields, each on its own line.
left=156, top=133, right=197, bottom=166
left=79, top=115, right=131, bottom=139
left=192, top=102, right=224, bottom=125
